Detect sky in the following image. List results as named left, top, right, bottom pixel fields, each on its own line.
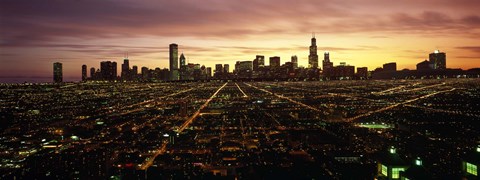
left=1, top=0, right=480, bottom=82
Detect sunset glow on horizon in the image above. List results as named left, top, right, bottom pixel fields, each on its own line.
left=1, top=0, right=480, bottom=82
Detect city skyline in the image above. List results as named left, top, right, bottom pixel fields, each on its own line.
left=1, top=0, right=480, bottom=82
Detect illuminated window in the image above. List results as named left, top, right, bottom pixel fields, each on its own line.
left=392, top=168, right=405, bottom=178
left=466, top=162, right=477, bottom=176
left=381, top=164, right=388, bottom=176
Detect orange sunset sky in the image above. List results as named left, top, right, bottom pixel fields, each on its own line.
left=1, top=0, right=480, bottom=82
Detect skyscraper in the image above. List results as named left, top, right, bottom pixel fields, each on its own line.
left=132, top=65, right=138, bottom=75
left=308, top=34, right=319, bottom=69
left=269, top=56, right=280, bottom=68
left=90, top=67, right=95, bottom=79
left=322, top=52, right=333, bottom=77
left=256, top=55, right=265, bottom=67
left=291, top=55, right=298, bottom=69
left=82, top=65, right=87, bottom=81
left=429, top=50, right=446, bottom=70
left=121, top=58, right=130, bottom=80
left=356, top=67, right=368, bottom=79
left=224, top=64, right=229, bottom=74
left=112, top=62, right=117, bottom=78
left=253, top=55, right=265, bottom=72
left=383, top=62, right=397, bottom=72
left=169, top=43, right=179, bottom=80
left=53, top=62, right=62, bottom=83
left=100, top=61, right=117, bottom=81
left=206, top=67, right=212, bottom=78
left=180, top=53, right=186, bottom=68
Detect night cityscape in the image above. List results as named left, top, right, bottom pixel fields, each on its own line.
left=2, top=0, right=480, bottom=179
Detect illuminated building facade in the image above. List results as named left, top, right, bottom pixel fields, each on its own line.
left=429, top=50, right=446, bottom=70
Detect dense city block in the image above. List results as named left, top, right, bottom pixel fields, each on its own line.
left=1, top=79, right=479, bottom=179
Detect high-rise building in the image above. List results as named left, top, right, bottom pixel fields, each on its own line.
left=215, top=64, right=223, bottom=74
left=112, top=62, right=117, bottom=78
left=141, top=67, right=149, bottom=79
left=253, top=55, right=265, bottom=72
left=238, top=61, right=253, bottom=72
left=332, top=62, right=355, bottom=79
left=82, top=65, right=87, bottom=81
left=214, top=64, right=223, bottom=78
left=429, top=50, right=446, bottom=70
left=383, top=62, right=397, bottom=72
left=236, top=61, right=253, bottom=78
left=269, top=56, right=280, bottom=68
left=322, top=52, right=333, bottom=77
left=224, top=64, right=229, bottom=74
left=90, top=67, right=95, bottom=79
left=308, top=34, right=319, bottom=68
left=132, top=65, right=138, bottom=76
left=179, top=53, right=187, bottom=80
left=121, top=58, right=130, bottom=80
left=291, top=55, right=298, bottom=69
left=169, top=43, right=179, bottom=80
left=180, top=53, right=186, bottom=68
left=206, top=67, right=212, bottom=78
left=53, top=62, right=62, bottom=83
left=416, top=60, right=431, bottom=71
left=100, top=61, right=117, bottom=80
left=356, top=67, right=368, bottom=79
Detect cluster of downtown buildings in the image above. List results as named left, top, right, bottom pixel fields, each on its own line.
left=51, top=35, right=480, bottom=83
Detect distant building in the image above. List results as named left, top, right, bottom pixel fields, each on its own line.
left=253, top=55, right=265, bottom=72
left=215, top=64, right=223, bottom=74
left=100, top=61, right=117, bottom=80
left=291, top=55, right=298, bottom=69
left=416, top=60, right=431, bottom=71
left=236, top=61, right=253, bottom=78
left=206, top=67, right=212, bottom=78
left=415, top=50, right=447, bottom=71
left=429, top=50, right=446, bottom=70
left=239, top=61, right=253, bottom=71
left=224, top=64, right=230, bottom=74
left=462, top=146, right=479, bottom=179
left=81, top=65, right=87, bottom=81
left=383, top=62, right=397, bottom=72
left=132, top=65, right=138, bottom=77
left=308, top=34, right=319, bottom=68
left=90, top=67, right=95, bottom=79
left=53, top=62, right=62, bottom=83
left=180, top=53, right=186, bottom=68
left=322, top=52, right=334, bottom=77
left=169, top=43, right=179, bottom=80
left=121, top=58, right=130, bottom=80
left=376, top=147, right=409, bottom=180
left=356, top=67, right=368, bottom=79
left=141, top=67, right=149, bottom=79
left=332, top=62, right=355, bottom=79
left=269, top=56, right=280, bottom=68
left=400, top=158, right=431, bottom=180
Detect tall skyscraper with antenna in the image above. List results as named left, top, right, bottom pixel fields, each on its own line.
left=121, top=52, right=130, bottom=80
left=308, top=33, right=319, bottom=69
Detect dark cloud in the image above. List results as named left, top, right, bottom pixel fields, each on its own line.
left=455, top=46, right=480, bottom=54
